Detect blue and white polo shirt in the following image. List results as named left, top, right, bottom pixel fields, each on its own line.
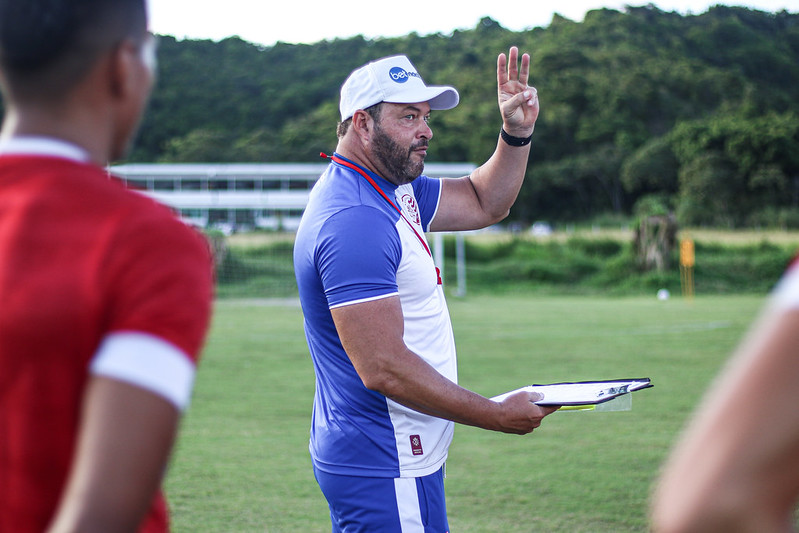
left=293, top=153, right=457, bottom=479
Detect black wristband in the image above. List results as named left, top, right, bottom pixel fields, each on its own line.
left=500, top=127, right=533, bottom=147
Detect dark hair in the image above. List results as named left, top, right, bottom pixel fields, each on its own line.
left=336, top=103, right=383, bottom=139
left=0, top=0, right=147, bottom=99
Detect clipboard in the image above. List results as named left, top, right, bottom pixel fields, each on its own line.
left=490, top=378, right=653, bottom=406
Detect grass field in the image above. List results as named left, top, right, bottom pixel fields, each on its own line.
left=165, top=293, right=767, bottom=532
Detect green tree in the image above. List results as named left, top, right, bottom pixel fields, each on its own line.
left=677, top=151, right=742, bottom=227
left=109, top=6, right=799, bottom=228
left=621, top=136, right=679, bottom=198
left=159, top=129, right=236, bottom=162
left=670, top=112, right=799, bottom=225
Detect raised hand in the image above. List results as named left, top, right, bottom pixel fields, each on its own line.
left=497, top=46, right=539, bottom=138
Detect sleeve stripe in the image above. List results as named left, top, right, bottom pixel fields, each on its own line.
left=89, top=332, right=197, bottom=410
left=770, top=265, right=799, bottom=312
left=329, top=292, right=399, bottom=310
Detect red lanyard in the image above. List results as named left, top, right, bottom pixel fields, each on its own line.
left=323, top=153, right=442, bottom=285
left=328, top=153, right=432, bottom=258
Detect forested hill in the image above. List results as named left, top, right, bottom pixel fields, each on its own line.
left=134, top=5, right=798, bottom=227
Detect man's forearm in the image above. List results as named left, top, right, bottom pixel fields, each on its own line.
left=467, top=134, right=532, bottom=222
left=370, top=345, right=507, bottom=431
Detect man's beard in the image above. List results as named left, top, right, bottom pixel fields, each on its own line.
left=371, top=123, right=427, bottom=185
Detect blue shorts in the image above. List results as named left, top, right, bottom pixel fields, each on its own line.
left=313, top=465, right=449, bottom=533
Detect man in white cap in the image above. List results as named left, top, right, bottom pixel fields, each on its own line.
left=294, top=47, right=556, bottom=531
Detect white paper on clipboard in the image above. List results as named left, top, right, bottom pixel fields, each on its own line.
left=490, top=378, right=653, bottom=406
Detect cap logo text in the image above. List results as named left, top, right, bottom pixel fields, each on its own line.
left=389, top=67, right=421, bottom=84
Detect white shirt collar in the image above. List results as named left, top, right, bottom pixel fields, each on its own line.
left=0, top=136, right=91, bottom=163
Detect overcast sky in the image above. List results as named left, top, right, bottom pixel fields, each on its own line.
left=147, top=0, right=796, bottom=47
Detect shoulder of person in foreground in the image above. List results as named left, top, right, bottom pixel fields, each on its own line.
left=101, top=185, right=215, bottom=357
left=651, top=266, right=799, bottom=533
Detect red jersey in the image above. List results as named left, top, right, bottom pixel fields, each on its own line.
left=0, top=140, right=214, bottom=532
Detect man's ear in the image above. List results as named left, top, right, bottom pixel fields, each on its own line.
left=108, top=40, right=138, bottom=100
left=350, top=110, right=373, bottom=144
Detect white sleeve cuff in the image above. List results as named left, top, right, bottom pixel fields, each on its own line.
left=90, top=332, right=197, bottom=411
left=770, top=266, right=799, bottom=312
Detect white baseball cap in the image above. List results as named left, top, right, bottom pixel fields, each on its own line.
left=339, top=55, right=460, bottom=121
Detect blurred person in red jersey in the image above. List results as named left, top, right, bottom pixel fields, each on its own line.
left=0, top=1, right=214, bottom=531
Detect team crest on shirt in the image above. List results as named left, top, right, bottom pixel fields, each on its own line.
left=410, top=434, right=424, bottom=456
left=399, top=193, right=420, bottom=226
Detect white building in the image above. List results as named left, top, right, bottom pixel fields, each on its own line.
left=111, top=162, right=477, bottom=233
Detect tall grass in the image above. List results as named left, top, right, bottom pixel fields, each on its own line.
left=453, top=234, right=795, bottom=296
left=213, top=230, right=799, bottom=299
left=166, top=294, right=766, bottom=532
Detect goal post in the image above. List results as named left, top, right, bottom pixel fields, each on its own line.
left=432, top=232, right=466, bottom=298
